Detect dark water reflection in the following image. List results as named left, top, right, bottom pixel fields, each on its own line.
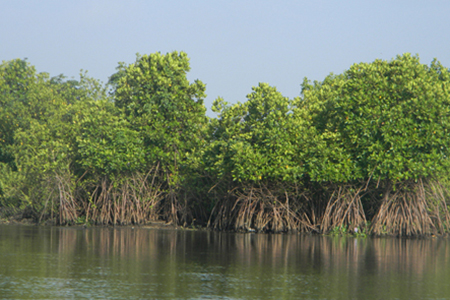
left=0, top=225, right=449, bottom=299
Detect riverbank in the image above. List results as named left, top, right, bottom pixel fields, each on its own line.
left=2, top=216, right=448, bottom=238
left=0, top=217, right=179, bottom=230
left=2, top=54, right=450, bottom=237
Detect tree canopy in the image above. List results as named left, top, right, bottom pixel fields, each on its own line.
left=1, top=53, right=450, bottom=236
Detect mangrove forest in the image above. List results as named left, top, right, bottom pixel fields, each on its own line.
left=1, top=52, right=450, bottom=236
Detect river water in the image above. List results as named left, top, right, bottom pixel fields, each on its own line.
left=0, top=225, right=449, bottom=299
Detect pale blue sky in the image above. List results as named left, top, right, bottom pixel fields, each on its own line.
left=1, top=1, right=449, bottom=116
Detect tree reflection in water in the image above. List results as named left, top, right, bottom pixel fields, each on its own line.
left=0, top=225, right=449, bottom=299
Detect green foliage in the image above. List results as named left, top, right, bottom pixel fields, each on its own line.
left=302, top=54, right=450, bottom=182
left=109, top=51, right=209, bottom=224
left=354, top=225, right=369, bottom=238
left=207, top=83, right=314, bottom=184
left=0, top=162, right=27, bottom=216
left=0, top=59, right=38, bottom=166
left=75, top=99, right=145, bottom=175
left=111, top=51, right=207, bottom=179
left=292, top=90, right=357, bottom=183
left=2, top=53, right=450, bottom=235
left=0, top=58, right=108, bottom=220
left=329, top=225, right=348, bottom=236
left=206, top=81, right=353, bottom=186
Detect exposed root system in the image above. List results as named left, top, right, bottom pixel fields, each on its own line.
left=208, top=185, right=314, bottom=232
left=40, top=169, right=78, bottom=225
left=85, top=170, right=163, bottom=225
left=28, top=167, right=450, bottom=236
left=371, top=179, right=450, bottom=236
left=55, top=171, right=78, bottom=225
left=320, top=184, right=367, bottom=233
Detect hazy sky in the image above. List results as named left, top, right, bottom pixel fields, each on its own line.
left=2, top=1, right=449, bottom=116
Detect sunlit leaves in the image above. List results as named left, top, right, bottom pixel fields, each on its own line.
left=111, top=51, right=208, bottom=188
left=75, top=100, right=145, bottom=175
left=206, top=83, right=313, bottom=184
left=302, top=53, right=450, bottom=182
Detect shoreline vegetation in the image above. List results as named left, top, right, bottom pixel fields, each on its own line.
left=1, top=52, right=450, bottom=237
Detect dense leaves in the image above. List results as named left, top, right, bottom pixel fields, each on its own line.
left=112, top=52, right=207, bottom=170
left=302, top=54, right=450, bottom=182
left=1, top=53, right=450, bottom=235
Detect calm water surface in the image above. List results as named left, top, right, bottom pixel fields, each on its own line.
left=0, top=225, right=449, bottom=299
